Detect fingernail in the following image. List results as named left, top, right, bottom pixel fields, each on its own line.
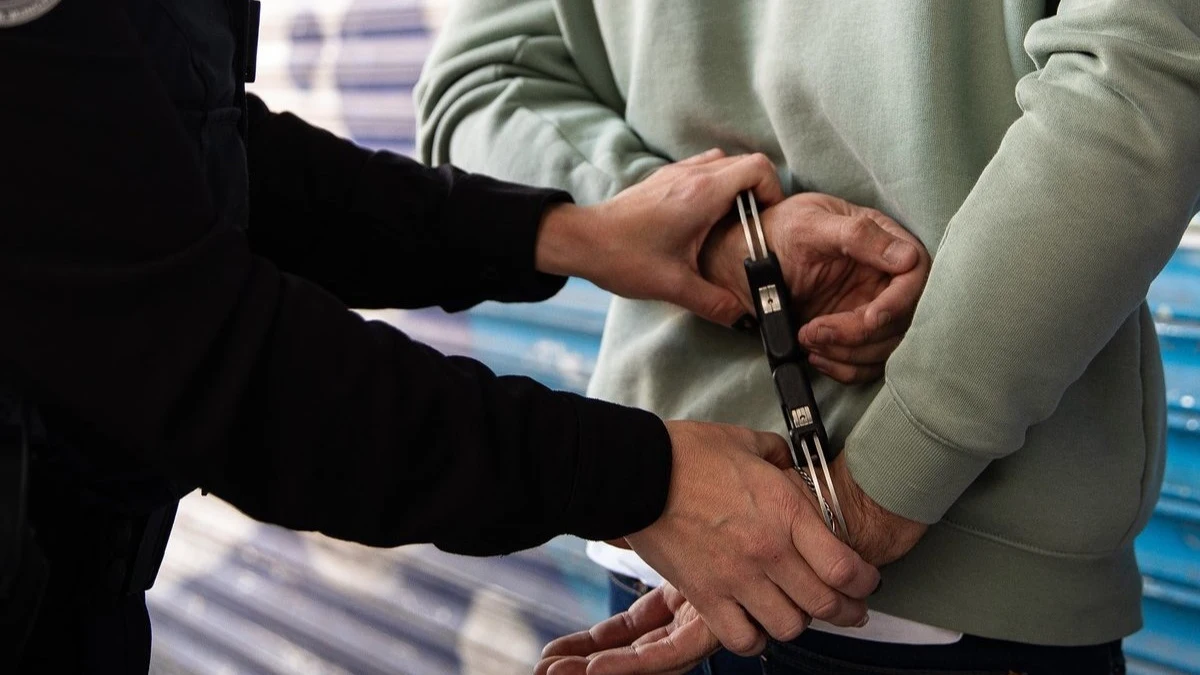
left=883, top=241, right=915, bottom=266
left=872, top=578, right=884, bottom=596
left=876, top=311, right=891, bottom=329
left=815, top=327, right=833, bottom=344
left=856, top=614, right=871, bottom=628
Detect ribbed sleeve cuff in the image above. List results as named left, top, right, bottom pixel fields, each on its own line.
left=844, top=385, right=992, bottom=525
left=560, top=393, right=672, bottom=541
left=441, top=172, right=570, bottom=306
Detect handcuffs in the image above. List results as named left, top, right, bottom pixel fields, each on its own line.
left=735, top=191, right=850, bottom=543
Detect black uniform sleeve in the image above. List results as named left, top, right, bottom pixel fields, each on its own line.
left=0, top=4, right=670, bottom=555
left=243, top=94, right=569, bottom=311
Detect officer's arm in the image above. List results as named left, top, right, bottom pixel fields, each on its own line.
left=244, top=95, right=570, bottom=312
left=0, top=3, right=670, bottom=554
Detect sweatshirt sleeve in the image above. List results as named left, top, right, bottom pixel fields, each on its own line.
left=415, top=0, right=666, bottom=203
left=844, top=0, right=1200, bottom=524
left=0, top=2, right=671, bottom=556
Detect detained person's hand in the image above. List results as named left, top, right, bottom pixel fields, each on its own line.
left=606, top=421, right=879, bottom=661
left=701, top=192, right=931, bottom=384
left=787, top=454, right=928, bottom=567
left=535, top=149, right=785, bottom=326
left=537, top=583, right=716, bottom=675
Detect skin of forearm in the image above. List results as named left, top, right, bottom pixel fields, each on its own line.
left=533, top=202, right=603, bottom=279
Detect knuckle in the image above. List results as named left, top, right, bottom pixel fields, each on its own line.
left=745, top=535, right=783, bottom=564
left=840, top=217, right=871, bottom=252
left=780, top=487, right=807, bottom=525
left=824, top=554, right=859, bottom=589
left=844, top=366, right=868, bottom=384
left=616, top=611, right=638, bottom=636
left=681, top=174, right=713, bottom=200
left=655, top=164, right=679, bottom=180
left=749, top=152, right=774, bottom=173
left=808, top=590, right=843, bottom=621
left=726, top=630, right=763, bottom=655
left=770, top=611, right=810, bottom=642
left=832, top=368, right=857, bottom=385
left=850, top=309, right=872, bottom=344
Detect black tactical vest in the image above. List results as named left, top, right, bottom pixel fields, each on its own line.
left=130, top=0, right=258, bottom=231
left=1, top=0, right=259, bottom=661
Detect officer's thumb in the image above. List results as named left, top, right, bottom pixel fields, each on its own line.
left=680, top=280, right=745, bottom=327
left=750, top=431, right=794, bottom=471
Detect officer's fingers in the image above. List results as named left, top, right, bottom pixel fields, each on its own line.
left=790, top=515, right=881, bottom=601
left=696, top=600, right=767, bottom=657
left=714, top=153, right=785, bottom=208
left=743, top=429, right=795, bottom=471
left=673, top=147, right=727, bottom=166
left=736, top=585, right=811, bottom=642
left=670, top=275, right=746, bottom=327
left=760, top=508, right=864, bottom=627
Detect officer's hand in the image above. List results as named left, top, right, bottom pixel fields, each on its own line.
left=536, top=583, right=716, bottom=675
left=618, top=421, right=879, bottom=658
left=535, top=149, right=784, bottom=326
left=701, top=192, right=930, bottom=384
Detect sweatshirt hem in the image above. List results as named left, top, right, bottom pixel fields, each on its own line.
left=868, top=520, right=1143, bottom=646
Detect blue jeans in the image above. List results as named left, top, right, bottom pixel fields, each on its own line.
left=608, top=572, right=764, bottom=675
left=762, top=629, right=1125, bottom=675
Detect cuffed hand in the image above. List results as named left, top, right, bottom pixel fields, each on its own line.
left=701, top=192, right=930, bottom=384
left=787, top=455, right=927, bottom=567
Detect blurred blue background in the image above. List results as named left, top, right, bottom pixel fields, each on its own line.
left=146, top=2, right=1200, bottom=673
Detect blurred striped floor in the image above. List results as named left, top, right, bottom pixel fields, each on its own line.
left=148, top=494, right=607, bottom=675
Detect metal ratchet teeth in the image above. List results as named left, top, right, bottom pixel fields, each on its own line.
left=736, top=191, right=769, bottom=261
left=811, top=435, right=850, bottom=539
left=736, top=193, right=758, bottom=261
left=797, top=438, right=835, bottom=534
left=795, top=439, right=849, bottom=544
left=795, top=466, right=837, bottom=534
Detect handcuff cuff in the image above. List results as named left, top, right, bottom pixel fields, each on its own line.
left=735, top=191, right=850, bottom=543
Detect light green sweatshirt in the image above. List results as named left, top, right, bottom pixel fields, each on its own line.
left=417, top=0, right=1200, bottom=645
